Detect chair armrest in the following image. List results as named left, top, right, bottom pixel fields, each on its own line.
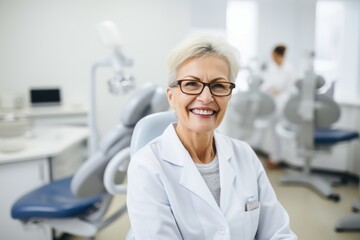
left=104, top=147, right=130, bottom=195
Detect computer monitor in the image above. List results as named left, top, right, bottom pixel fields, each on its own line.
left=30, top=88, right=61, bottom=106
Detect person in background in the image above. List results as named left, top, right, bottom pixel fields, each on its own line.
left=127, top=35, right=297, bottom=239
left=261, top=44, right=295, bottom=168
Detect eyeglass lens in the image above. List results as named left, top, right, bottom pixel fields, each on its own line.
left=179, top=80, right=234, bottom=96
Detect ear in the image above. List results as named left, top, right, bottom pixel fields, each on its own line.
left=166, top=88, right=175, bottom=109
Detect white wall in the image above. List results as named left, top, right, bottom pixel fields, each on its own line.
left=1, top=0, right=358, bottom=143
left=336, top=0, right=360, bottom=103
left=0, top=0, right=319, bottom=136
left=0, top=0, right=190, bottom=135
left=191, top=0, right=227, bottom=30
left=256, top=0, right=316, bottom=77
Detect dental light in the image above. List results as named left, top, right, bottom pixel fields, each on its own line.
left=89, top=20, right=135, bottom=154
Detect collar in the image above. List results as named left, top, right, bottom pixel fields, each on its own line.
left=160, top=123, right=232, bottom=166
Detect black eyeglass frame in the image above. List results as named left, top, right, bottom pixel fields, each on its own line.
left=169, top=79, right=236, bottom=97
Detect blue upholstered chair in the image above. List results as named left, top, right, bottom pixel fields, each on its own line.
left=11, top=84, right=168, bottom=239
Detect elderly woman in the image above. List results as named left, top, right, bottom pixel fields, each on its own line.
left=127, top=35, right=297, bottom=240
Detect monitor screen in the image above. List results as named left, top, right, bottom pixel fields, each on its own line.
left=30, top=88, right=61, bottom=106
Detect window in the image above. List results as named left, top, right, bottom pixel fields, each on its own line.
left=314, top=1, right=345, bottom=83
left=226, top=1, right=258, bottom=91
left=315, top=0, right=360, bottom=101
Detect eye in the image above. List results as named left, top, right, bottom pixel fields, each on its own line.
left=183, top=80, right=201, bottom=88
left=211, top=82, right=227, bottom=90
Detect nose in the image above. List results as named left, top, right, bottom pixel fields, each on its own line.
left=197, top=85, right=214, bottom=104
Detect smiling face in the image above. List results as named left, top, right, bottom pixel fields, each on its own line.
left=167, top=55, right=231, bottom=135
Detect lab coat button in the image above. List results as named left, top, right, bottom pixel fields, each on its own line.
left=218, top=227, right=225, bottom=234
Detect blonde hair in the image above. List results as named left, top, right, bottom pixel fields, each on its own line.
left=168, top=34, right=240, bottom=84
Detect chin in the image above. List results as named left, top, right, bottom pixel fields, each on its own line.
left=191, top=123, right=217, bottom=133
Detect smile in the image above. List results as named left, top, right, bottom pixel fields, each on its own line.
left=191, top=109, right=215, bottom=116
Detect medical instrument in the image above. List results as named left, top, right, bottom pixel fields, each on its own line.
left=89, top=20, right=135, bottom=154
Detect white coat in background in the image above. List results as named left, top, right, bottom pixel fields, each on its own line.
left=260, top=62, right=295, bottom=161
left=261, top=62, right=295, bottom=115
left=127, top=123, right=297, bottom=240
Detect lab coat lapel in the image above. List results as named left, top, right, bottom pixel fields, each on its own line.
left=215, top=132, right=236, bottom=214
left=219, top=158, right=236, bottom=214
left=179, top=155, right=221, bottom=213
left=161, top=124, right=222, bottom=214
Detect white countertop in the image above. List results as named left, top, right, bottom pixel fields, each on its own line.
left=0, top=105, right=88, bottom=118
left=0, top=126, right=88, bottom=164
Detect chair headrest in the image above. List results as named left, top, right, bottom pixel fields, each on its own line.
left=295, top=75, right=325, bottom=90
left=285, top=69, right=340, bottom=128
left=130, top=111, right=177, bottom=157
left=150, top=87, right=169, bottom=113
left=120, top=84, right=169, bottom=127
left=284, top=94, right=340, bottom=128
left=120, top=84, right=157, bottom=127
left=230, top=91, right=275, bottom=118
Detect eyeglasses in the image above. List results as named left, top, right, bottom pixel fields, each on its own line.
left=169, top=80, right=236, bottom=97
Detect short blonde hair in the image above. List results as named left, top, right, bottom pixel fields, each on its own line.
left=168, top=34, right=240, bottom=84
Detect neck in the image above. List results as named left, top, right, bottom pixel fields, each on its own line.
left=175, top=125, right=216, bottom=164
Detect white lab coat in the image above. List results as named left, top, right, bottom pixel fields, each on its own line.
left=260, top=62, right=295, bottom=161
left=127, top=123, right=297, bottom=240
left=261, top=62, right=295, bottom=117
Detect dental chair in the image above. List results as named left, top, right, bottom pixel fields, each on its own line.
left=279, top=65, right=359, bottom=202
left=103, top=110, right=177, bottom=240
left=226, top=73, right=275, bottom=141
left=11, top=84, right=169, bottom=239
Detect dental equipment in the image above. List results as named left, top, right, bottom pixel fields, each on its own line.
left=280, top=54, right=359, bottom=201
left=227, top=66, right=275, bottom=140
left=11, top=84, right=168, bottom=239
left=89, top=20, right=135, bottom=154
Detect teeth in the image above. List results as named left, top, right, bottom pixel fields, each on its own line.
left=192, top=109, right=214, bottom=115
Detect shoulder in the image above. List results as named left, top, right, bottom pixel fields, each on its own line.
left=217, top=131, right=252, bottom=148
left=216, top=132, right=258, bottom=162
left=127, top=138, right=164, bottom=186
left=216, top=133, right=264, bottom=178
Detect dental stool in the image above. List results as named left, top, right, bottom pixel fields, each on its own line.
left=280, top=66, right=359, bottom=202
left=104, top=111, right=177, bottom=240
left=11, top=84, right=169, bottom=239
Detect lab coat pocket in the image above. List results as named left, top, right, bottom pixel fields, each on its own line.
left=244, top=205, right=260, bottom=240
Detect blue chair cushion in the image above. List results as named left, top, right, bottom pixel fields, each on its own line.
left=315, top=128, right=359, bottom=145
left=11, top=177, right=103, bottom=220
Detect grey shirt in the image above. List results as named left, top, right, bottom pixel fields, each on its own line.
left=195, top=156, right=221, bottom=206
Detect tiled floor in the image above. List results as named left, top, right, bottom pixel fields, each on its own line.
left=75, top=162, right=360, bottom=240
left=266, top=167, right=360, bottom=240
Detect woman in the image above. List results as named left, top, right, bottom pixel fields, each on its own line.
left=261, top=44, right=295, bottom=168
left=127, top=35, right=297, bottom=240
